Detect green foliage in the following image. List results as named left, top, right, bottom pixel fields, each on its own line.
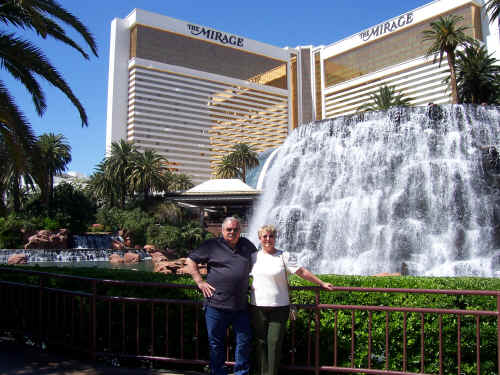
left=485, top=0, right=500, bottom=24
left=95, top=206, right=156, bottom=246
left=421, top=15, right=475, bottom=104
left=147, top=224, right=182, bottom=250
left=216, top=143, right=259, bottom=183
left=87, top=141, right=193, bottom=208
left=358, top=85, right=413, bottom=112
left=1, top=268, right=498, bottom=373
left=287, top=274, right=500, bottom=374
left=0, top=1, right=97, bottom=213
left=146, top=221, right=214, bottom=256
left=0, top=215, right=25, bottom=248
left=454, top=44, right=500, bottom=104
left=24, top=182, right=96, bottom=233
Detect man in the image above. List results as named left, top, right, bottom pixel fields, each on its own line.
left=185, top=217, right=257, bottom=375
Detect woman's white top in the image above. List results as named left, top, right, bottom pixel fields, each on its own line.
left=250, top=249, right=301, bottom=307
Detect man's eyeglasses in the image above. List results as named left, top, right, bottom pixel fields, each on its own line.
left=225, top=227, right=240, bottom=232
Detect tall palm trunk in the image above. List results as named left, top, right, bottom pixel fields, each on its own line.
left=11, top=172, right=21, bottom=213
left=447, top=49, right=459, bottom=104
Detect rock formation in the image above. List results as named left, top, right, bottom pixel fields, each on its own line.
left=24, top=229, right=70, bottom=250
left=124, top=252, right=140, bottom=264
left=7, top=254, right=28, bottom=265
left=109, top=254, right=124, bottom=264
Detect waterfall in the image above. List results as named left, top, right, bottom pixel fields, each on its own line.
left=72, top=234, right=122, bottom=249
left=0, top=234, right=148, bottom=264
left=249, top=105, right=500, bottom=277
left=0, top=249, right=149, bottom=263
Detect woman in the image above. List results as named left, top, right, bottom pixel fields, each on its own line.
left=249, top=224, right=334, bottom=375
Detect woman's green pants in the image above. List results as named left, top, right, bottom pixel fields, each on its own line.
left=250, top=305, right=290, bottom=375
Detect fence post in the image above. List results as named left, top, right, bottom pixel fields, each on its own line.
left=315, top=289, right=320, bottom=375
left=497, top=293, right=500, bottom=375
left=91, top=279, right=97, bottom=360
left=38, top=274, right=44, bottom=346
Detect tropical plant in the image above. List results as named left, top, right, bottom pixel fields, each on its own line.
left=50, top=182, right=96, bottom=233
left=215, top=154, right=241, bottom=179
left=86, top=160, right=117, bottom=207
left=0, top=0, right=98, bottom=127
left=0, top=85, right=37, bottom=207
left=153, top=201, right=187, bottom=225
left=169, top=173, right=194, bottom=192
left=34, top=133, right=71, bottom=212
left=0, top=0, right=96, bottom=213
left=95, top=206, right=156, bottom=246
left=216, top=143, right=259, bottom=183
left=422, top=15, right=475, bottom=104
left=0, top=133, right=36, bottom=213
left=484, top=0, right=500, bottom=25
left=180, top=221, right=209, bottom=252
left=358, top=85, right=413, bottom=112
left=146, top=221, right=213, bottom=255
left=453, top=44, right=500, bottom=104
left=146, top=224, right=182, bottom=251
left=105, top=140, right=137, bottom=208
left=128, top=149, right=170, bottom=201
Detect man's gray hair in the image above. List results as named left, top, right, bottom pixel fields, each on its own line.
left=221, top=217, right=241, bottom=229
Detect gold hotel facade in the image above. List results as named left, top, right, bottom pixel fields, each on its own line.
left=106, top=0, right=499, bottom=183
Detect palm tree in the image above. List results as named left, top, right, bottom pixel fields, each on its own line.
left=0, top=137, right=37, bottom=213
left=0, top=79, right=37, bottom=212
left=169, top=173, right=194, bottom=192
left=222, top=143, right=259, bottom=183
left=35, top=133, right=71, bottom=212
left=484, top=0, right=500, bottom=24
left=216, top=154, right=242, bottom=180
left=129, top=149, right=170, bottom=201
left=0, top=0, right=98, bottom=126
left=453, top=44, right=500, bottom=104
left=105, top=140, right=137, bottom=208
left=422, top=15, right=475, bottom=104
left=358, top=85, right=413, bottom=112
left=87, top=161, right=117, bottom=207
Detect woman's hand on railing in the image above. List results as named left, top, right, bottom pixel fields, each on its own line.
left=320, top=281, right=334, bottom=291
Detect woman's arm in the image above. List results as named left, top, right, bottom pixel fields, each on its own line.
left=295, top=267, right=335, bottom=290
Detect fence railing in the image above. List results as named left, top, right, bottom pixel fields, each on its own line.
left=0, top=267, right=498, bottom=375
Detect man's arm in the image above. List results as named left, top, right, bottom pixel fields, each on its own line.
left=185, top=258, right=215, bottom=298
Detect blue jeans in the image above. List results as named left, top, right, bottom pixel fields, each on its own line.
left=205, top=306, right=252, bottom=375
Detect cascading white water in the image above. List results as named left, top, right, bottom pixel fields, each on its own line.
left=249, top=105, right=500, bottom=277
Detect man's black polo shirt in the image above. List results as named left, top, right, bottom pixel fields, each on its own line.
left=188, top=236, right=257, bottom=311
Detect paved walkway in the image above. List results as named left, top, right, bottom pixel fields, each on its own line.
left=0, top=338, right=204, bottom=375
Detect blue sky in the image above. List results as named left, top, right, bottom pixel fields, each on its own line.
left=7, top=0, right=431, bottom=176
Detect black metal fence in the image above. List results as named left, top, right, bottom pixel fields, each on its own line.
left=0, top=267, right=498, bottom=375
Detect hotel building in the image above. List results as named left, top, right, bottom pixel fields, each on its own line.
left=106, top=0, right=499, bottom=184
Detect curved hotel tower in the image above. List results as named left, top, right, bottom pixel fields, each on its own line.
left=106, top=0, right=499, bottom=184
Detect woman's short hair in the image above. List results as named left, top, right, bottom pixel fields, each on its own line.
left=258, top=224, right=277, bottom=238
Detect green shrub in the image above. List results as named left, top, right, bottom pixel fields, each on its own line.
left=287, top=275, right=500, bottom=374
left=23, top=182, right=96, bottom=233
left=146, top=221, right=214, bottom=256
left=96, top=207, right=156, bottom=246
left=146, top=224, right=181, bottom=250
left=0, top=215, right=25, bottom=248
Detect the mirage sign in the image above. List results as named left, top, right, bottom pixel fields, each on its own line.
left=187, top=24, right=244, bottom=47
left=359, top=12, right=414, bottom=42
